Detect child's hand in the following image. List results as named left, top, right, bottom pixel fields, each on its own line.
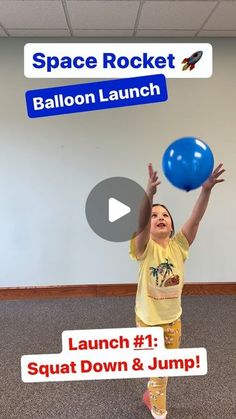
left=147, top=163, right=161, bottom=196
left=202, top=163, right=225, bottom=191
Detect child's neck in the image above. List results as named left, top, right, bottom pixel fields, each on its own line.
left=151, top=235, right=170, bottom=249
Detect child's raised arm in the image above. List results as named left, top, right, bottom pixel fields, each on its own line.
left=134, top=163, right=161, bottom=257
left=181, top=163, right=225, bottom=246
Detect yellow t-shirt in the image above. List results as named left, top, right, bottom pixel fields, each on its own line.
left=130, top=231, right=189, bottom=325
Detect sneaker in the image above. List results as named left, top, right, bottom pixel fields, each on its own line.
left=151, top=409, right=167, bottom=419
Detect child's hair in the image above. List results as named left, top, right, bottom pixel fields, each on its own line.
left=152, top=204, right=175, bottom=238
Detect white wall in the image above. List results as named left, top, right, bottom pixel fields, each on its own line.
left=0, top=38, right=234, bottom=286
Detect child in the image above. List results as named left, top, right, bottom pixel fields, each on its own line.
left=130, top=163, right=225, bottom=419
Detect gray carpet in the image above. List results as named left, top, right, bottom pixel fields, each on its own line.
left=0, top=296, right=235, bottom=419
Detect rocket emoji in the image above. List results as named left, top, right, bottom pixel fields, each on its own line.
left=182, top=51, right=203, bottom=71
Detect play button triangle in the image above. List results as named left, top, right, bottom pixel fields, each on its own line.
left=108, top=197, right=131, bottom=223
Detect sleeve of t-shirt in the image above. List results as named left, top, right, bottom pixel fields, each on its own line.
left=173, top=230, right=189, bottom=262
left=129, top=235, right=151, bottom=261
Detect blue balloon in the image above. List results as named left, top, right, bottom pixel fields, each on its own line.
left=162, top=137, right=214, bottom=191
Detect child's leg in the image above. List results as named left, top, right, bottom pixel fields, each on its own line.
left=163, top=318, right=182, bottom=350
left=136, top=316, right=181, bottom=417
left=148, top=318, right=182, bottom=416
left=147, top=376, right=168, bottom=416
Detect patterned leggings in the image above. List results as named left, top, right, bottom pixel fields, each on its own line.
left=136, top=315, right=181, bottom=416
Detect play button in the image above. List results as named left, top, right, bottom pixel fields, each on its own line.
left=85, top=177, right=151, bottom=242
left=108, top=198, right=131, bottom=222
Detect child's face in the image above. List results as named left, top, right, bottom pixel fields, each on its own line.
left=150, top=205, right=173, bottom=238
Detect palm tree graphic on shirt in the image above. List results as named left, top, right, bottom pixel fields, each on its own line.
left=149, top=258, right=174, bottom=287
